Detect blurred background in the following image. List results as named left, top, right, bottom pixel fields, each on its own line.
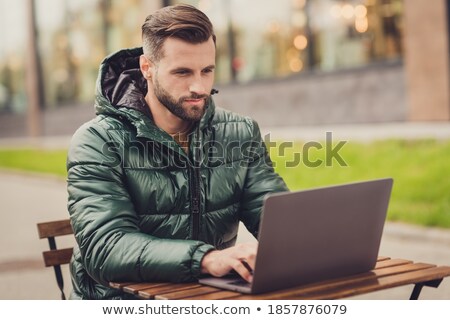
left=0, top=0, right=449, bottom=137
left=0, top=0, right=449, bottom=299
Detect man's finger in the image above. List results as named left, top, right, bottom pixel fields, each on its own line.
left=237, top=244, right=257, bottom=271
left=232, top=260, right=253, bottom=283
left=241, top=260, right=254, bottom=274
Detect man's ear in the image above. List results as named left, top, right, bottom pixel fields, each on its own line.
left=139, top=55, right=153, bottom=80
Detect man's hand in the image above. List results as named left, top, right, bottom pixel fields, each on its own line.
left=200, top=242, right=258, bottom=283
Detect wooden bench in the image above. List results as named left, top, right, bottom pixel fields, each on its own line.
left=109, top=256, right=450, bottom=300
left=37, top=219, right=73, bottom=300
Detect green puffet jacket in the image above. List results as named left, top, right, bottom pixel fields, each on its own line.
left=67, top=48, right=288, bottom=299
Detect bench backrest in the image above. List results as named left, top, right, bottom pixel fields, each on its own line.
left=37, top=219, right=73, bottom=300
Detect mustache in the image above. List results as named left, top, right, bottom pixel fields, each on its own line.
left=181, top=93, right=209, bottom=101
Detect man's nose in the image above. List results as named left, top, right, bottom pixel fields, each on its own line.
left=189, top=76, right=207, bottom=96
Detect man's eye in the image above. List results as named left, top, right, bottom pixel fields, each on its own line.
left=176, top=70, right=189, bottom=75
left=203, top=69, right=213, bottom=74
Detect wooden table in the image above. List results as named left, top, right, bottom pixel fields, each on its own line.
left=109, top=257, right=450, bottom=300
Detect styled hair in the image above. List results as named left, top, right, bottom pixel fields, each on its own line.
left=142, top=4, right=216, bottom=62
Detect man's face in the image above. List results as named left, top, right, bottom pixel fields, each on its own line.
left=149, top=37, right=216, bottom=122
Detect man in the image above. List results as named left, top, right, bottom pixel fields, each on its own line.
left=67, top=4, right=288, bottom=299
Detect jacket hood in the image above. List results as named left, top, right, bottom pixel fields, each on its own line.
left=94, top=47, right=216, bottom=134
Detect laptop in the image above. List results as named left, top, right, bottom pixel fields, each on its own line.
left=199, top=178, right=393, bottom=294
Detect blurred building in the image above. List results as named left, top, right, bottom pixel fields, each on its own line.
left=0, top=0, right=448, bottom=137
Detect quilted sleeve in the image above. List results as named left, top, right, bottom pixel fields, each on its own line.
left=67, top=120, right=214, bottom=286
left=238, top=119, right=289, bottom=238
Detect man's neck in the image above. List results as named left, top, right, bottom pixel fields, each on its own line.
left=145, top=94, right=192, bottom=135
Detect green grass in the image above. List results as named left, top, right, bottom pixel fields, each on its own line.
left=0, top=149, right=67, bottom=177
left=0, top=139, right=449, bottom=228
left=270, top=139, right=450, bottom=228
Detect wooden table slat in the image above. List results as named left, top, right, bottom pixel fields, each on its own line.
left=376, top=256, right=390, bottom=262
left=230, top=262, right=435, bottom=300
left=374, top=259, right=412, bottom=269
left=123, top=282, right=172, bottom=294
left=301, top=266, right=450, bottom=300
left=156, top=286, right=221, bottom=300
left=139, top=283, right=202, bottom=299
left=182, top=290, right=242, bottom=300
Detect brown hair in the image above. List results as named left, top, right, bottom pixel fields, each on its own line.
left=142, top=4, right=216, bottom=62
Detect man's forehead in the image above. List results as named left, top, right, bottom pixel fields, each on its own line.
left=159, top=37, right=216, bottom=67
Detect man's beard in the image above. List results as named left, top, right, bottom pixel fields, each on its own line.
left=153, top=77, right=208, bottom=122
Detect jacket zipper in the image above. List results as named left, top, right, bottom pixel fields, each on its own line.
left=189, top=128, right=201, bottom=240
left=189, top=166, right=201, bottom=240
